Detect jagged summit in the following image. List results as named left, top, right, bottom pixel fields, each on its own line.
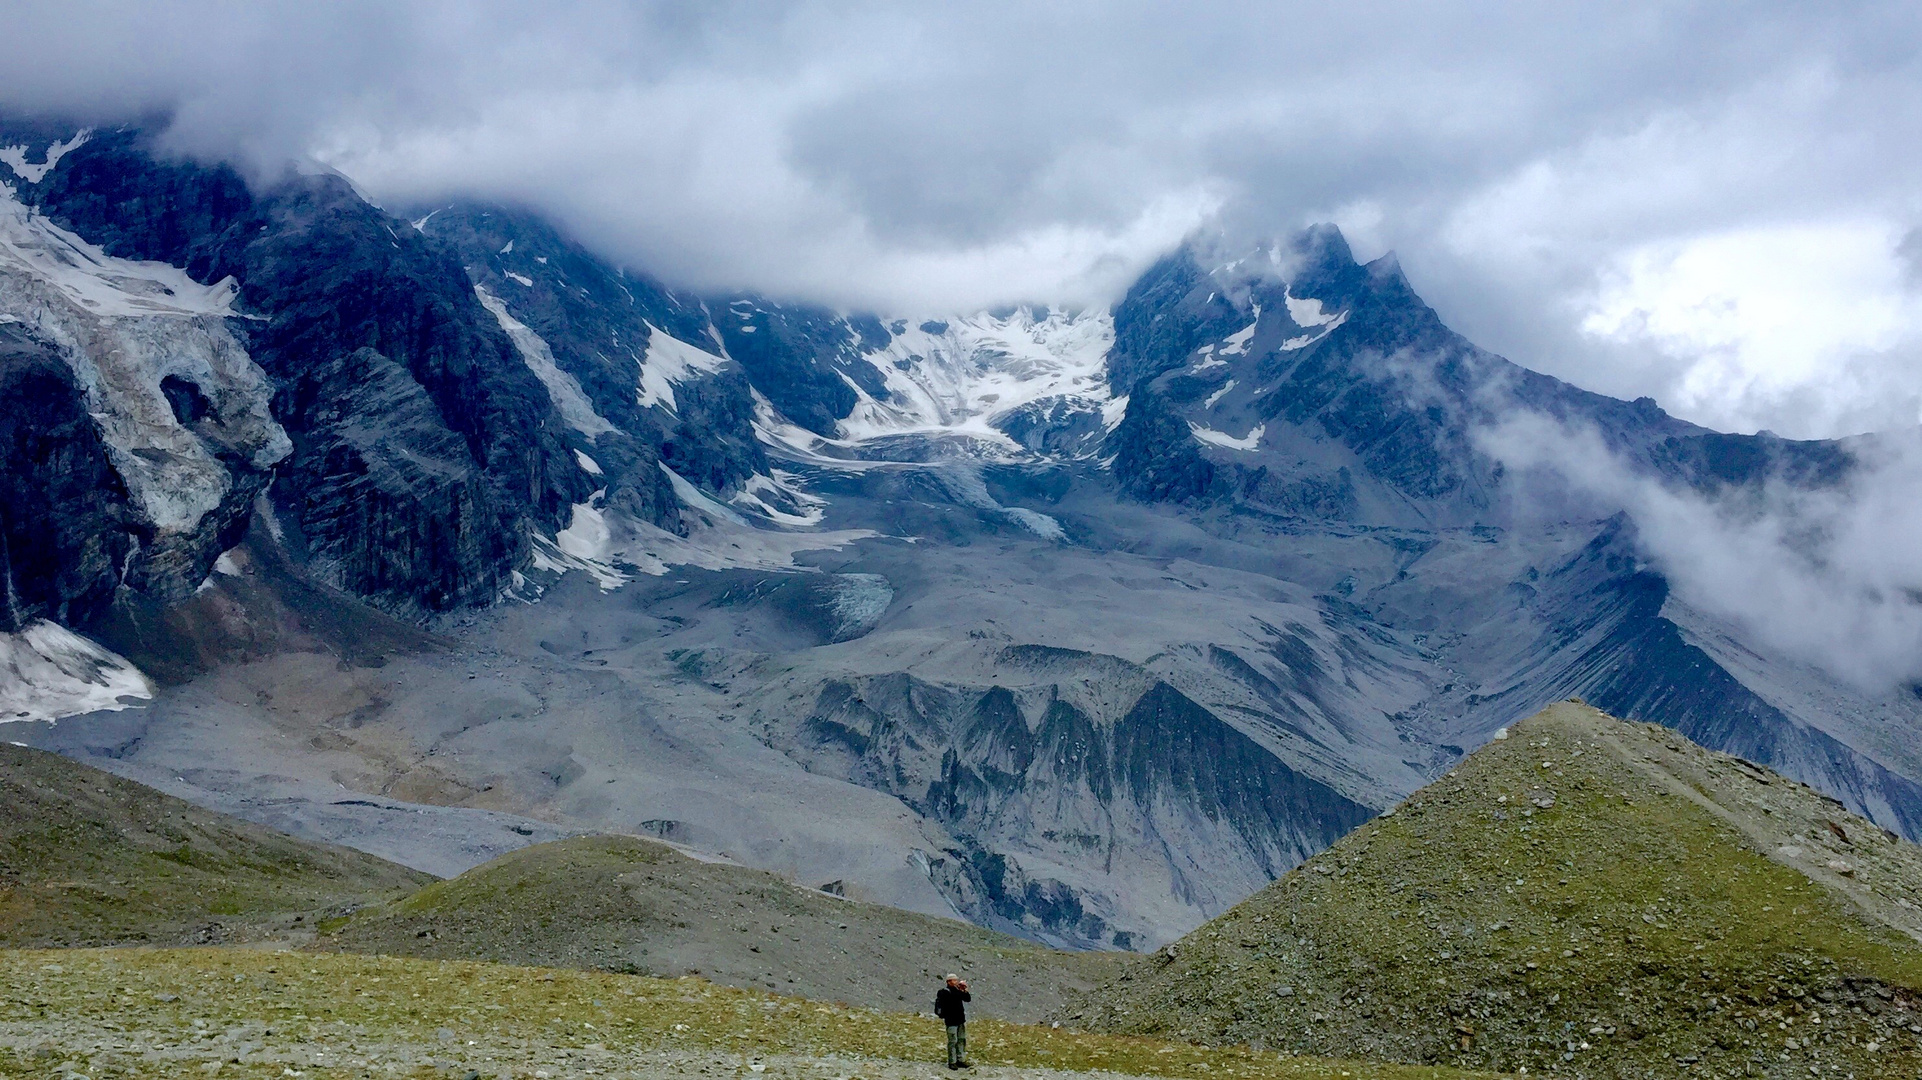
left=1068, top=702, right=1922, bottom=1077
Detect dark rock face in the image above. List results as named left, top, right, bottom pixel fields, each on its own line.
left=416, top=205, right=765, bottom=518
left=1107, top=251, right=1247, bottom=391
left=1652, top=428, right=1855, bottom=496
left=711, top=297, right=891, bottom=437
left=0, top=325, right=134, bottom=631
left=1107, top=389, right=1216, bottom=503
left=20, top=126, right=592, bottom=616
left=272, top=346, right=516, bottom=609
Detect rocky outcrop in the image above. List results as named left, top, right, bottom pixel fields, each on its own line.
left=764, top=650, right=1372, bottom=948
left=711, top=298, right=892, bottom=437
left=0, top=163, right=287, bottom=623
left=1107, top=388, right=1216, bottom=503
left=15, top=124, right=592, bottom=617
left=0, top=325, right=132, bottom=631
left=418, top=205, right=767, bottom=523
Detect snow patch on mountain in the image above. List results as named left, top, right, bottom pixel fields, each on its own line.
left=927, top=464, right=1068, bottom=540
left=1002, top=507, right=1067, bottom=540
left=639, top=322, right=728, bottom=411
left=531, top=492, right=632, bottom=591
left=475, top=285, right=617, bottom=437
left=663, top=464, right=750, bottom=527
left=1, top=185, right=241, bottom=319
left=1190, top=421, right=1265, bottom=451
left=0, top=183, right=287, bottom=531
left=1203, top=379, right=1236, bottom=409
left=1217, top=319, right=1258, bottom=357
left=749, top=390, right=890, bottom=471
left=1283, top=290, right=1342, bottom=329
left=530, top=486, right=877, bottom=589
left=1279, top=289, right=1349, bottom=350
left=0, top=130, right=89, bottom=185
left=1282, top=310, right=1348, bottom=350
left=0, top=620, right=151, bottom=724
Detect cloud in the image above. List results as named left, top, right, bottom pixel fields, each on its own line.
left=1576, top=221, right=1922, bottom=439
left=1479, top=412, right=1922, bottom=692
left=3, top=2, right=1921, bottom=433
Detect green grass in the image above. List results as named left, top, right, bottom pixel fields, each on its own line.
left=1078, top=704, right=1922, bottom=1077
left=0, top=744, right=427, bottom=947
left=322, top=833, right=1128, bottom=1022
left=0, top=948, right=1508, bottom=1079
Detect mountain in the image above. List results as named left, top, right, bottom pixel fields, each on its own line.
left=1065, top=702, right=1922, bottom=1078
left=325, top=833, right=1126, bottom=1021
left=0, top=741, right=428, bottom=946
left=4, top=115, right=1922, bottom=952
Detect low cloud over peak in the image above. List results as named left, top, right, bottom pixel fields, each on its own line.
left=5, top=1, right=1921, bottom=438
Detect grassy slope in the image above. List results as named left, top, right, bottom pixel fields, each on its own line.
left=0, top=743, right=429, bottom=947
left=325, top=833, right=1126, bottom=1022
left=1070, top=703, right=1922, bottom=1078
left=0, top=947, right=1507, bottom=1080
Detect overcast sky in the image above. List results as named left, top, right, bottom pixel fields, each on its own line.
left=5, top=1, right=1920, bottom=439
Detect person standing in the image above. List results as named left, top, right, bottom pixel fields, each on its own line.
left=935, top=973, right=972, bottom=1069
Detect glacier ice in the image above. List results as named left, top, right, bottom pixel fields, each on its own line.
left=840, top=306, right=1115, bottom=454
left=0, top=620, right=150, bottom=724
left=0, top=182, right=288, bottom=533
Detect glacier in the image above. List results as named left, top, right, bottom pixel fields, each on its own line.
left=0, top=182, right=288, bottom=533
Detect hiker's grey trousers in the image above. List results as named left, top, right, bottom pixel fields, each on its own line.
left=947, top=1023, right=966, bottom=1066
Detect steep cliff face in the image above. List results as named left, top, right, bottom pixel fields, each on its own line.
left=11, top=124, right=593, bottom=617
left=0, top=160, right=287, bottom=624
left=712, top=297, right=893, bottom=438
left=0, top=324, right=132, bottom=631
left=416, top=204, right=770, bottom=527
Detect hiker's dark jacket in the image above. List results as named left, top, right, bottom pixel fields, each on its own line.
left=935, top=986, right=971, bottom=1025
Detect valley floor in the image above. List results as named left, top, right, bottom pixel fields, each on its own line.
left=0, top=948, right=1499, bottom=1080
